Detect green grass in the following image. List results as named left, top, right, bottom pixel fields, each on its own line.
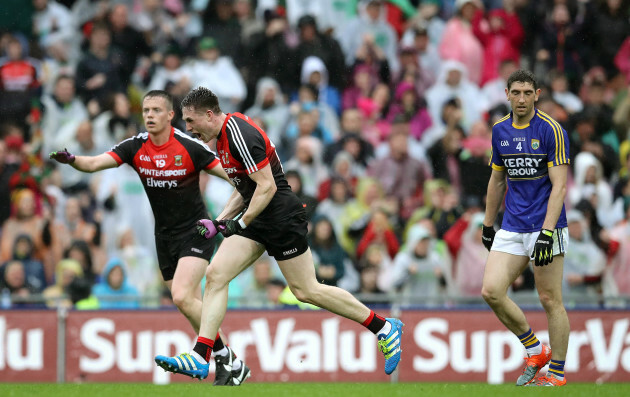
left=0, top=383, right=628, bottom=397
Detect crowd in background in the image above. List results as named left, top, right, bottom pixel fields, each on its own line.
left=1, top=0, right=630, bottom=310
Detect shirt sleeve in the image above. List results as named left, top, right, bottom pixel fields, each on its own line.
left=541, top=117, right=570, bottom=167
left=489, top=127, right=505, bottom=171
left=227, top=118, right=269, bottom=174
left=107, top=137, right=138, bottom=165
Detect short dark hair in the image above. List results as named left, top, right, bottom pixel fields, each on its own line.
left=181, top=87, right=222, bottom=113
left=507, top=69, right=538, bottom=91
left=143, top=90, right=173, bottom=111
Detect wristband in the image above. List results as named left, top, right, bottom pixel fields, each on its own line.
left=542, top=229, right=553, bottom=237
left=238, top=218, right=247, bottom=229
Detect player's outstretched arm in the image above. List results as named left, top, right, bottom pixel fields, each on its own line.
left=50, top=150, right=118, bottom=173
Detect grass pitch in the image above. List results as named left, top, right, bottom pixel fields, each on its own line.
left=1, top=382, right=628, bottom=397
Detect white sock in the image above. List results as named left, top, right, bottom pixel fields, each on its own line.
left=214, top=346, right=229, bottom=357
left=191, top=350, right=208, bottom=364
left=233, top=358, right=242, bottom=371
left=526, top=344, right=542, bottom=356
left=377, top=321, right=392, bottom=337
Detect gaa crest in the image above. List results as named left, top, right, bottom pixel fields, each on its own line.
left=531, top=139, right=540, bottom=150
left=174, top=155, right=183, bottom=166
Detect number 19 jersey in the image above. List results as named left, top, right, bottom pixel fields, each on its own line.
left=489, top=109, right=570, bottom=233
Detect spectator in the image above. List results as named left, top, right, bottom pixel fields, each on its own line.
left=318, top=151, right=362, bottom=202
left=0, top=140, right=20, bottom=225
left=426, top=60, right=488, bottom=133
left=459, top=120, right=492, bottom=206
left=299, top=55, right=341, bottom=115
left=0, top=35, right=41, bottom=130
left=92, top=93, right=138, bottom=150
left=40, top=75, right=89, bottom=156
left=339, top=0, right=399, bottom=74
left=391, top=224, right=452, bottom=304
left=0, top=261, right=36, bottom=302
left=114, top=226, right=160, bottom=298
left=427, top=123, right=465, bottom=196
left=356, top=209, right=399, bottom=261
left=57, top=121, right=109, bottom=191
left=537, top=2, right=585, bottom=91
left=400, top=23, right=441, bottom=88
left=285, top=136, right=328, bottom=199
left=569, top=151, right=617, bottom=228
left=368, top=121, right=432, bottom=219
left=309, top=216, right=346, bottom=287
left=472, top=5, right=524, bottom=85
left=439, top=0, right=484, bottom=85
left=146, top=44, right=190, bottom=95
left=93, top=257, right=139, bottom=309
left=562, top=210, right=606, bottom=305
left=32, top=0, right=74, bottom=53
left=443, top=211, right=486, bottom=298
left=132, top=0, right=184, bottom=52
left=294, top=14, right=347, bottom=91
left=244, top=77, right=290, bottom=145
left=589, top=0, right=630, bottom=79
left=7, top=234, right=47, bottom=293
left=406, top=179, right=462, bottom=239
left=342, top=64, right=377, bottom=112
left=284, top=169, right=318, bottom=221
left=549, top=70, right=583, bottom=114
left=386, top=81, right=432, bottom=141
left=42, top=258, right=83, bottom=308
left=316, top=176, right=354, bottom=239
left=323, top=108, right=375, bottom=169
left=355, top=242, right=393, bottom=299
left=0, top=189, right=46, bottom=266
left=605, top=200, right=630, bottom=297
left=188, top=36, right=246, bottom=113
left=63, top=239, right=97, bottom=284
left=202, top=0, right=244, bottom=65
left=75, top=23, right=123, bottom=108
left=108, top=3, right=152, bottom=87
left=245, top=10, right=294, bottom=98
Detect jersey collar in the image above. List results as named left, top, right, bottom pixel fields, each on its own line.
left=218, top=113, right=232, bottom=140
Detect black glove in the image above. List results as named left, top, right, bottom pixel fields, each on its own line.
left=532, top=229, right=554, bottom=266
left=481, top=225, right=496, bottom=251
left=217, top=218, right=245, bottom=238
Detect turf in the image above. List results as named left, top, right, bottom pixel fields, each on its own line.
left=0, top=383, right=628, bottom=397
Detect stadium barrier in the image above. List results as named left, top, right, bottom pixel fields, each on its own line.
left=1, top=307, right=629, bottom=384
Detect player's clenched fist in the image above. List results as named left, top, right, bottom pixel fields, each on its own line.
left=49, top=149, right=75, bottom=164
left=532, top=229, right=554, bottom=266
left=196, top=219, right=221, bottom=239
left=216, top=219, right=246, bottom=238
left=481, top=224, right=495, bottom=251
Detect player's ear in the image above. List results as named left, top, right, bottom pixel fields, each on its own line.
left=505, top=87, right=509, bottom=99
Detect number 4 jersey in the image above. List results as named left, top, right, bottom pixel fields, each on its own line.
left=490, top=109, right=570, bottom=233
left=107, top=127, right=220, bottom=237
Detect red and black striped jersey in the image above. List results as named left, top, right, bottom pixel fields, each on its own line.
left=107, top=127, right=220, bottom=237
left=217, top=113, right=302, bottom=220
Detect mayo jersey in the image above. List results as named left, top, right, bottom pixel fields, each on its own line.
left=490, top=109, right=570, bottom=232
left=107, top=127, right=220, bottom=237
left=216, top=113, right=303, bottom=220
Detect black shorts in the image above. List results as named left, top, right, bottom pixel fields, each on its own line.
left=155, top=229, right=215, bottom=281
left=239, top=209, right=309, bottom=261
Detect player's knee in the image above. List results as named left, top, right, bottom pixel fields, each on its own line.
left=171, top=288, right=192, bottom=312
left=290, top=284, right=315, bottom=304
left=538, top=291, right=561, bottom=310
left=204, top=266, right=229, bottom=289
left=481, top=285, right=502, bottom=305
